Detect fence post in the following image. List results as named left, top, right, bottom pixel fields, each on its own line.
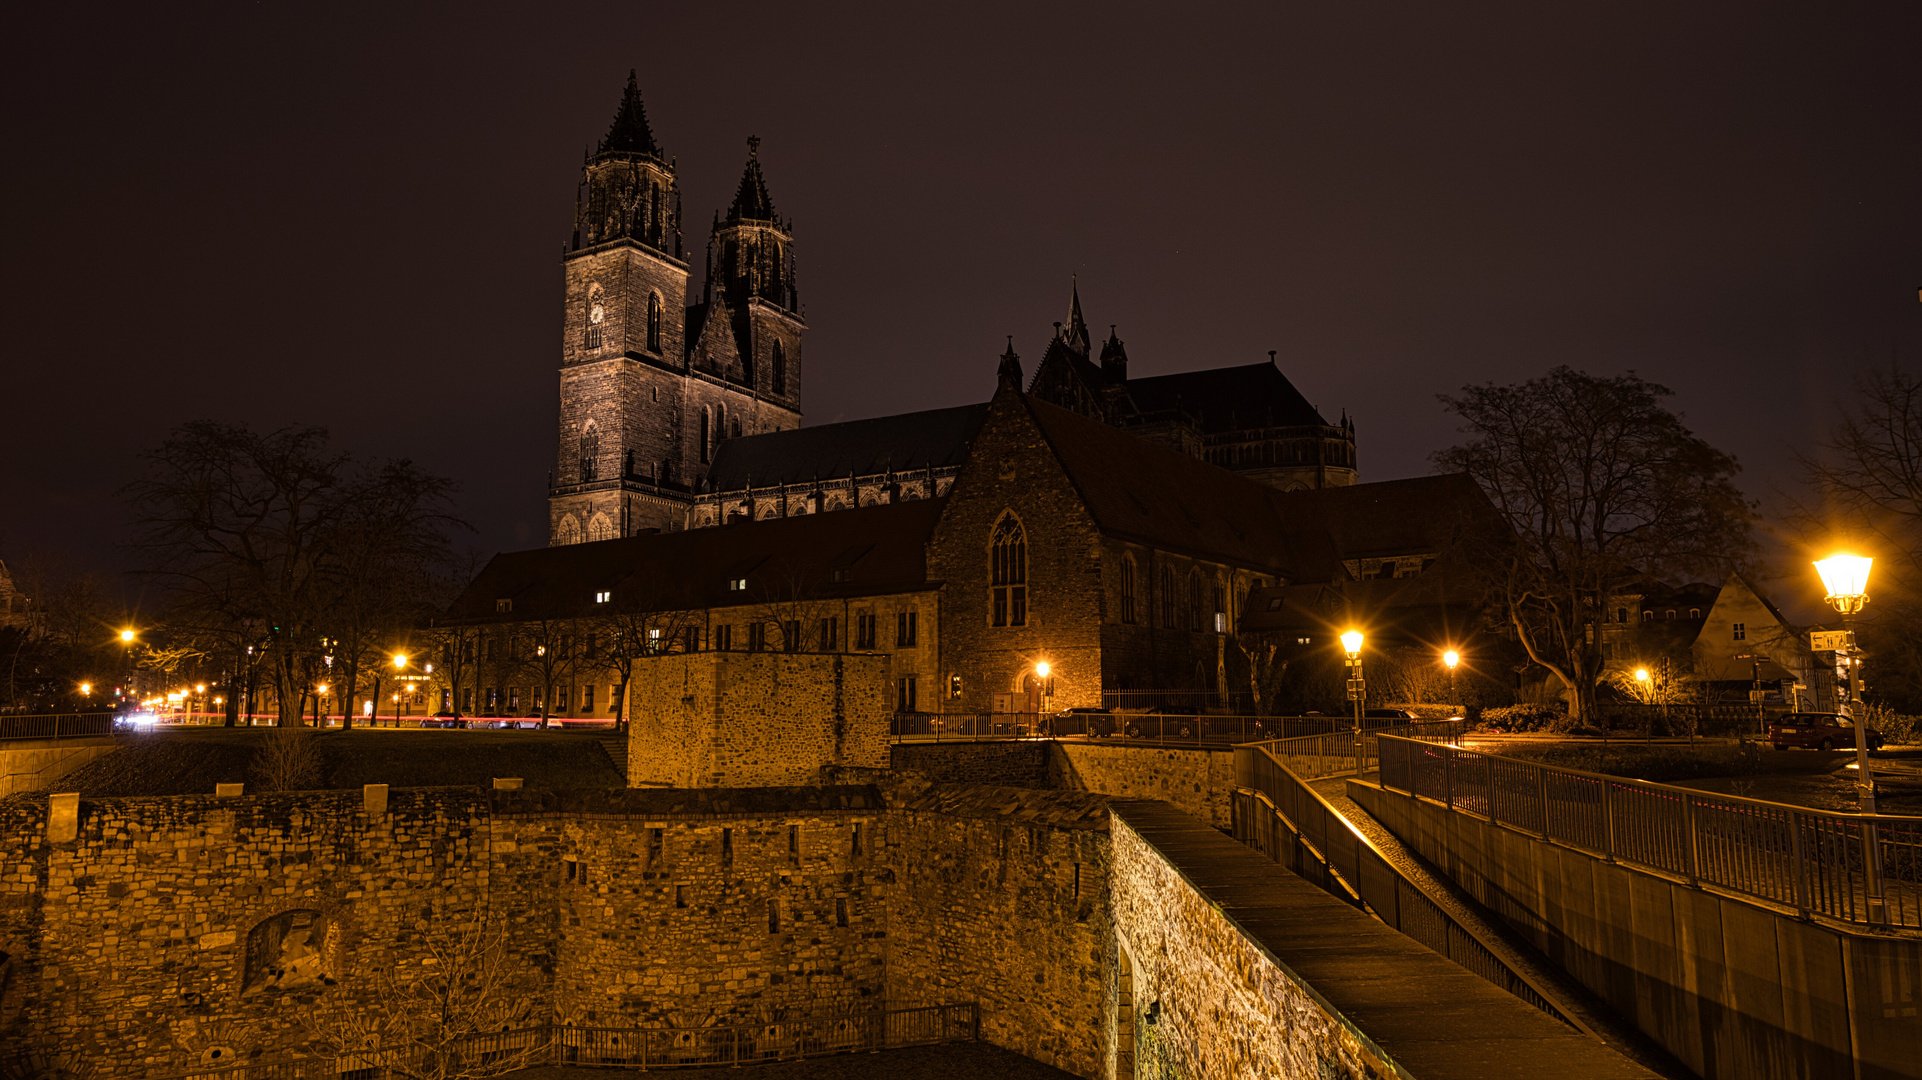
left=1682, top=793, right=1700, bottom=887
left=1536, top=764, right=1551, bottom=839
left=1443, top=744, right=1454, bottom=810
left=1864, top=819, right=1888, bottom=924
left=1602, top=780, right=1617, bottom=861
left=1790, top=813, right=1809, bottom=919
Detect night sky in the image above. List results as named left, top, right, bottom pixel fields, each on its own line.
left=5, top=3, right=1920, bottom=598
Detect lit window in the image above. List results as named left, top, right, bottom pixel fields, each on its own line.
left=495, top=599, right=513, bottom=614
left=727, top=577, right=748, bottom=591
left=594, top=591, right=611, bottom=604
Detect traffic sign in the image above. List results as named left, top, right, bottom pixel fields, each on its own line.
left=1810, top=630, right=1852, bottom=652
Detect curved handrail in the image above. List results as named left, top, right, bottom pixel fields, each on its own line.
left=1234, top=744, right=1600, bottom=1039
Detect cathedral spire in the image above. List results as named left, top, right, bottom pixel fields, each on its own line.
left=596, top=70, right=661, bottom=160
left=998, top=337, right=1024, bottom=390
left=1064, top=278, right=1091, bottom=358
left=726, top=136, right=777, bottom=223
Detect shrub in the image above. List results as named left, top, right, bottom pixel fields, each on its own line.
left=1476, top=704, right=1570, bottom=734
left=252, top=725, right=324, bottom=791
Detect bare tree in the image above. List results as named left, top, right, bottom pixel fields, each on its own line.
left=1437, top=368, right=1755, bottom=723
left=123, top=423, right=461, bottom=727
left=304, top=914, right=544, bottom=1080
left=747, top=558, right=835, bottom=653
left=592, top=600, right=700, bottom=734
left=513, top=618, right=577, bottom=728
left=252, top=724, right=324, bottom=791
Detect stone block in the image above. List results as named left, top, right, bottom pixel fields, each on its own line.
left=363, top=784, right=388, bottom=816
left=215, top=783, right=244, bottom=797
left=48, top=792, right=78, bottom=842
left=493, top=778, right=523, bottom=790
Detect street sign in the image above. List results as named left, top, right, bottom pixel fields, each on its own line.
left=1749, top=690, right=1769, bottom=703
left=1810, top=630, right=1852, bottom=652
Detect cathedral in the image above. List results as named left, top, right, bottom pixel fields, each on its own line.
left=549, top=76, right=1357, bottom=546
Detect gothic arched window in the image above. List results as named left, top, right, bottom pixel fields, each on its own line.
left=647, top=292, right=663, bottom=353
left=700, top=407, right=712, bottom=464
left=579, top=424, right=599, bottom=482
left=557, top=515, right=582, bottom=546
left=990, top=513, right=1027, bottom=628
left=1119, top=556, right=1137, bottom=624
left=1159, top=566, right=1177, bottom=628
left=772, top=340, right=786, bottom=396
left=1188, top=570, right=1204, bottom=632
left=588, top=513, right=614, bottom=543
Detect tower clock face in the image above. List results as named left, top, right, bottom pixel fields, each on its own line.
left=589, top=303, right=605, bottom=324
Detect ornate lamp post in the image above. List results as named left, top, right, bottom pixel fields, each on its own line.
left=392, top=653, right=409, bottom=728
left=1442, top=650, right=1460, bottom=718
left=1342, top=630, right=1365, bottom=759
left=1035, top=661, right=1053, bottom=736
left=1814, top=554, right=1876, bottom=812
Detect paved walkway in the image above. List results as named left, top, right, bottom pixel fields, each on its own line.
left=1310, top=775, right=1697, bottom=1080
left=508, top=1042, right=1079, bottom=1079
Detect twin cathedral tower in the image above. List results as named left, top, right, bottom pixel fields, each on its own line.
left=549, top=74, right=1359, bottom=546
left=549, top=72, right=805, bottom=545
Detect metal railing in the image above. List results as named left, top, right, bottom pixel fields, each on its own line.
left=1231, top=743, right=1593, bottom=1035
left=891, top=711, right=1376, bottom=745
left=1238, top=719, right=1465, bottom=779
left=0, top=712, right=114, bottom=741
left=1376, top=735, right=1922, bottom=929
left=144, top=1003, right=979, bottom=1078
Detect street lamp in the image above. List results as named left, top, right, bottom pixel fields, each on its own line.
left=1442, top=650, right=1460, bottom=718
left=1034, top=661, right=1054, bottom=733
left=1815, top=554, right=1876, bottom=811
left=1341, top=630, right=1365, bottom=757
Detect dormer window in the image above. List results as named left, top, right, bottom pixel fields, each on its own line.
left=1688, top=608, right=1701, bottom=619
left=832, top=567, right=851, bottom=583
left=728, top=577, right=748, bottom=591
left=594, top=591, right=611, bottom=604
left=495, top=599, right=513, bottom=614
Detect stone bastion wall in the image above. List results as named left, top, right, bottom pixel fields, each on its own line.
left=0, top=779, right=1112, bottom=1079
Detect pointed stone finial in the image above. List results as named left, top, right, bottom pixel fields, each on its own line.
left=998, top=337, right=1024, bottom=390
left=748, top=135, right=761, bottom=157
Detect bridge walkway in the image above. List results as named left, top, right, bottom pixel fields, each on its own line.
left=1308, top=774, right=1698, bottom=1080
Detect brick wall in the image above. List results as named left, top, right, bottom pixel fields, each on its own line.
left=626, top=652, right=890, bottom=787
left=889, top=741, right=1049, bottom=787
left=1049, top=742, right=1237, bottom=830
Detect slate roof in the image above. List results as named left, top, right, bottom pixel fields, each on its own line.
left=1020, top=394, right=1304, bottom=571
left=442, top=499, right=945, bottom=624
left=705, top=403, right=989, bottom=491
left=596, top=70, right=660, bottom=159
left=1123, top=361, right=1330, bottom=431
left=1270, top=474, right=1505, bottom=560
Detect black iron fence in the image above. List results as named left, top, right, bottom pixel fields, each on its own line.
left=1230, top=741, right=1593, bottom=1035
left=144, top=1003, right=979, bottom=1078
left=0, top=712, right=114, bottom=741
left=1377, top=734, right=1922, bottom=929
left=1236, top=719, right=1465, bottom=778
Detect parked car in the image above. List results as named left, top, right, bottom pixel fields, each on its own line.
left=1049, top=707, right=1117, bottom=738
left=1363, top=708, right=1419, bottom=724
left=419, top=712, right=466, bottom=729
left=1122, top=713, right=1198, bottom=740
left=1769, top=713, right=1884, bottom=752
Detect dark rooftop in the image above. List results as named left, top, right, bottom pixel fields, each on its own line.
left=1123, top=360, right=1330, bottom=431
left=706, top=403, right=989, bottom=491
left=443, top=498, right=945, bottom=623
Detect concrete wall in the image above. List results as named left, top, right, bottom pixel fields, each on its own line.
left=627, top=651, right=890, bottom=786
left=1049, top=742, right=1235, bottom=830
left=889, top=741, right=1050, bottom=787
left=1348, top=779, right=1922, bottom=1080
left=0, top=737, right=119, bottom=796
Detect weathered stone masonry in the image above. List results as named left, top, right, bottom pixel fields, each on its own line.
left=0, top=780, right=1112, bottom=1079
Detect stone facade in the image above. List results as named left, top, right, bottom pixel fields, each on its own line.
left=0, top=780, right=1113, bottom=1078
left=627, top=652, right=891, bottom=788
left=1049, top=743, right=1236, bottom=830
left=550, top=79, right=805, bottom=544
left=889, top=741, right=1050, bottom=787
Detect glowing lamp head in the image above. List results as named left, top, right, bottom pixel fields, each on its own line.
left=1634, top=667, right=1651, bottom=683
left=196, top=684, right=206, bottom=693
left=119, top=630, right=135, bottom=643
left=1443, top=650, right=1460, bottom=670
left=1815, top=554, right=1873, bottom=614
left=79, top=682, right=91, bottom=695
left=1340, top=630, right=1363, bottom=657
left=1035, top=661, right=1052, bottom=679
left=392, top=653, right=408, bottom=669
left=316, top=684, right=329, bottom=694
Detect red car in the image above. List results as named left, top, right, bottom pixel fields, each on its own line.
left=1769, top=712, right=1885, bottom=752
